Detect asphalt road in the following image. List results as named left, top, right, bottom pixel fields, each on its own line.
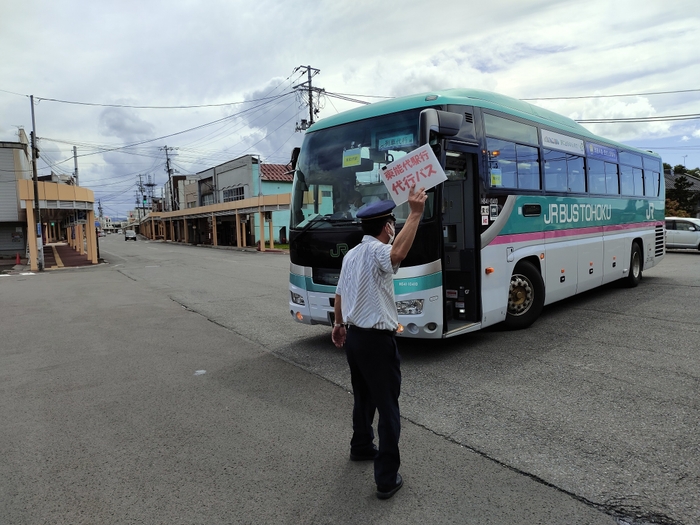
left=2, top=235, right=698, bottom=524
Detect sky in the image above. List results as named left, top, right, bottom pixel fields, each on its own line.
left=1, top=0, right=699, bottom=218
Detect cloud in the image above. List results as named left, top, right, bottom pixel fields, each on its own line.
left=3, top=0, right=699, bottom=213
left=98, top=107, right=155, bottom=143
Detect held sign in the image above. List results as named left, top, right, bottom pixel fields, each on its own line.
left=380, top=144, right=447, bottom=206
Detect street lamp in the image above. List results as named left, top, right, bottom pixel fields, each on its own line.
left=682, top=155, right=687, bottom=167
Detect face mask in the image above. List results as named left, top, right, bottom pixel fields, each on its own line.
left=387, top=223, right=395, bottom=244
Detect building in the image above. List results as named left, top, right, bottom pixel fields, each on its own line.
left=0, top=131, right=32, bottom=257
left=0, top=129, right=98, bottom=270
left=164, top=174, right=198, bottom=212
left=137, top=154, right=293, bottom=249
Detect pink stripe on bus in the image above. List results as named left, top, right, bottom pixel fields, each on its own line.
left=490, top=221, right=661, bottom=246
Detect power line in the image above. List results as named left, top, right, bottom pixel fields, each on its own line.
left=32, top=93, right=297, bottom=109
left=37, top=92, right=295, bottom=167
left=523, top=88, right=700, bottom=101
left=576, top=113, right=700, bottom=123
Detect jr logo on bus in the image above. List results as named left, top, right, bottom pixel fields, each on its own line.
left=330, top=243, right=349, bottom=257
left=543, top=203, right=612, bottom=224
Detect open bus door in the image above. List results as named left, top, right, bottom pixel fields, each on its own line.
left=441, top=144, right=481, bottom=334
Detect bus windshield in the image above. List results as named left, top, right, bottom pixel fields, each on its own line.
left=291, top=108, right=435, bottom=229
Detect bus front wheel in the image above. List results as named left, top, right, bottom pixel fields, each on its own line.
left=505, top=261, right=545, bottom=330
left=625, top=242, right=642, bottom=287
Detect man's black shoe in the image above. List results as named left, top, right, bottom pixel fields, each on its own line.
left=349, top=448, right=378, bottom=461
left=376, top=473, right=403, bottom=500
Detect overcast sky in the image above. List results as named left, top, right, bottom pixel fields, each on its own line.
left=1, top=0, right=698, bottom=217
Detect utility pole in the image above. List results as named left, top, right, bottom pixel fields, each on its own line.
left=293, top=65, right=320, bottom=131
left=161, top=146, right=176, bottom=211
left=136, top=174, right=145, bottom=224
left=29, top=95, right=44, bottom=271
left=73, top=146, right=79, bottom=186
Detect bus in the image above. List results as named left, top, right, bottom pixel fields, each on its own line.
left=288, top=88, right=665, bottom=338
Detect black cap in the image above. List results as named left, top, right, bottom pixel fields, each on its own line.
left=356, top=200, right=396, bottom=220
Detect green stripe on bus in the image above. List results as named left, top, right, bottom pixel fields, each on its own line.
left=290, top=271, right=443, bottom=294
left=501, top=195, right=663, bottom=234
left=394, top=272, right=442, bottom=294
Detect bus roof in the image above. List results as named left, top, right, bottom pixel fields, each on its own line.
left=308, top=88, right=660, bottom=160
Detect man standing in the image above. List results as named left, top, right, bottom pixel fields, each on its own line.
left=332, top=184, right=427, bottom=500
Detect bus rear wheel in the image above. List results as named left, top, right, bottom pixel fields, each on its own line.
left=505, top=260, right=544, bottom=330
left=625, top=242, right=642, bottom=287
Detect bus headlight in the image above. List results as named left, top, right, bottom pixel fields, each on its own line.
left=395, top=299, right=424, bottom=315
left=290, top=291, right=306, bottom=306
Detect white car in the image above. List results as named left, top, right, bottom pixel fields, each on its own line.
left=665, top=217, right=700, bottom=251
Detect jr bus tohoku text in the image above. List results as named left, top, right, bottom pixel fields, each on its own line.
left=288, top=88, right=664, bottom=339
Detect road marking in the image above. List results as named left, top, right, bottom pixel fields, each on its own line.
left=194, top=370, right=206, bottom=376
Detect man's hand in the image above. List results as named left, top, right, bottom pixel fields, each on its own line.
left=407, top=184, right=427, bottom=216
left=390, top=185, right=427, bottom=266
left=332, top=325, right=346, bottom=347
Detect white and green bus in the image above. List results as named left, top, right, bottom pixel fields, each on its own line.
left=288, top=89, right=665, bottom=338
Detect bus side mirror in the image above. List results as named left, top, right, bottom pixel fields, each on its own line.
left=419, top=109, right=463, bottom=145
left=290, top=147, right=301, bottom=171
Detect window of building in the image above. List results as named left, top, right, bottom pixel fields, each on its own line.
left=223, top=187, right=245, bottom=202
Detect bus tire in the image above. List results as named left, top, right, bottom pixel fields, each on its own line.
left=625, top=242, right=642, bottom=288
left=505, top=260, right=544, bottom=330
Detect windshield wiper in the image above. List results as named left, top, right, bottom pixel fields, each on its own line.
left=293, top=215, right=360, bottom=242
left=293, top=215, right=331, bottom=241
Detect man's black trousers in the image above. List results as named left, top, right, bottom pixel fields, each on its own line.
left=345, top=327, right=401, bottom=489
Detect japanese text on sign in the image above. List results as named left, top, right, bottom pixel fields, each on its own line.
left=380, top=144, right=447, bottom=205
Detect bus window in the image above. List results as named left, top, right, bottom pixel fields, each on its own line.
left=633, top=168, right=644, bottom=196
left=544, top=149, right=568, bottom=192
left=644, top=171, right=660, bottom=197
left=587, top=159, right=606, bottom=194
left=619, top=151, right=643, bottom=168
left=605, top=162, right=619, bottom=194
left=567, top=155, right=585, bottom=193
left=487, top=138, right=516, bottom=188
left=516, top=144, right=540, bottom=190
left=643, top=156, right=661, bottom=172
left=486, top=138, right=540, bottom=190
left=484, top=113, right=538, bottom=145
left=620, top=165, right=635, bottom=195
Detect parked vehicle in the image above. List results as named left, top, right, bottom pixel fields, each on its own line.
left=665, top=217, right=700, bottom=251
left=125, top=230, right=137, bottom=241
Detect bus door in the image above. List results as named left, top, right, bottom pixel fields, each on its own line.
left=441, top=145, right=480, bottom=332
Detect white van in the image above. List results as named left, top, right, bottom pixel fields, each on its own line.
left=665, top=217, right=700, bottom=251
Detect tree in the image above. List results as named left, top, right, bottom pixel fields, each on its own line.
left=665, top=199, right=689, bottom=217
left=673, top=164, right=687, bottom=175
left=666, top=174, right=698, bottom=216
